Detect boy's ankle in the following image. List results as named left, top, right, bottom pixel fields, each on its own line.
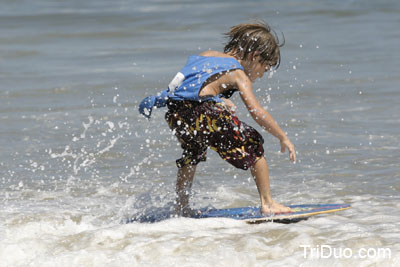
left=261, top=197, right=274, bottom=206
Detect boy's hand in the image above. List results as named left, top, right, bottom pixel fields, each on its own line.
left=280, top=138, right=296, bottom=162
left=222, top=98, right=237, bottom=114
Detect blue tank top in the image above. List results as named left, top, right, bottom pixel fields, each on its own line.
left=139, top=55, right=244, bottom=118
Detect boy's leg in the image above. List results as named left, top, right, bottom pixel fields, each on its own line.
left=175, top=164, right=196, bottom=216
left=250, top=156, right=291, bottom=214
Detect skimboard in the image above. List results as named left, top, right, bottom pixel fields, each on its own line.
left=194, top=203, right=351, bottom=224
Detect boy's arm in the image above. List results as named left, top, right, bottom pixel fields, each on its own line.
left=235, top=71, right=296, bottom=162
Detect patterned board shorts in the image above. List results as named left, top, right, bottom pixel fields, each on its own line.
left=165, top=100, right=264, bottom=170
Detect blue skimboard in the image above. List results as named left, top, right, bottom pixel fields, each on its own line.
left=194, top=203, right=351, bottom=224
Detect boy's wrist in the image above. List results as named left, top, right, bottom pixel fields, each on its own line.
left=279, top=136, right=289, bottom=143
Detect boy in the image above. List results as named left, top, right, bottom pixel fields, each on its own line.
left=139, top=22, right=296, bottom=216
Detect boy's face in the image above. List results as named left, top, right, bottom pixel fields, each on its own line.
left=246, top=54, right=270, bottom=82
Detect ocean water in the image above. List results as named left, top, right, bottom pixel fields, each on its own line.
left=1, top=0, right=399, bottom=266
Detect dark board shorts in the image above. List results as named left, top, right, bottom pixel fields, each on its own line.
left=165, top=100, right=264, bottom=170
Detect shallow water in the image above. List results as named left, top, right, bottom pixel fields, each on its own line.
left=1, top=0, right=400, bottom=266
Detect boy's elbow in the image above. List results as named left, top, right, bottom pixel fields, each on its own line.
left=248, top=106, right=262, bottom=117
left=249, top=109, right=262, bottom=122
left=247, top=108, right=257, bottom=117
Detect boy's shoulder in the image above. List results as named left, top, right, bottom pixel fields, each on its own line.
left=199, top=50, right=235, bottom=59
left=197, top=51, right=248, bottom=78
left=181, top=51, right=245, bottom=78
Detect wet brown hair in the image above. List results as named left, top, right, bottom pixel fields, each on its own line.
left=223, top=22, right=284, bottom=70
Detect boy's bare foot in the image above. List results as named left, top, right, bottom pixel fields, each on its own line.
left=175, top=206, right=201, bottom=217
left=260, top=201, right=291, bottom=215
